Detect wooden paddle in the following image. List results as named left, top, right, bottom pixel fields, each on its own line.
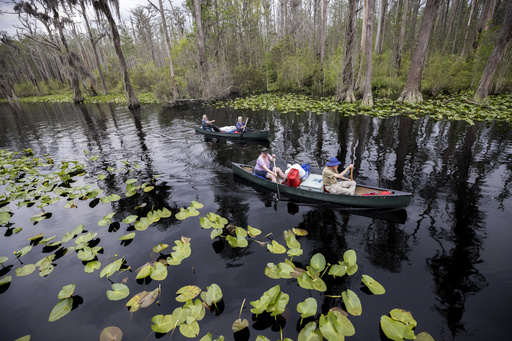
left=351, top=167, right=353, bottom=181
left=273, top=158, right=280, bottom=201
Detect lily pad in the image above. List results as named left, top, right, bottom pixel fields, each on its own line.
left=176, top=285, right=201, bottom=302
left=362, top=274, right=386, bottom=295
left=99, top=326, right=123, bottom=341
left=297, top=297, right=317, bottom=319
left=232, top=318, right=249, bottom=332
left=342, top=289, right=362, bottom=316
left=48, top=297, right=73, bottom=322
left=107, top=283, right=130, bottom=301
left=15, top=264, right=36, bottom=277
left=58, top=284, right=76, bottom=299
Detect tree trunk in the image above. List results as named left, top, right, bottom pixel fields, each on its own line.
left=193, top=0, right=209, bottom=80
left=461, top=0, right=478, bottom=56
left=443, top=0, right=460, bottom=54
left=356, top=0, right=369, bottom=90
left=81, top=2, right=108, bottom=95
left=157, top=0, right=178, bottom=100
left=375, top=0, right=388, bottom=54
left=336, top=0, right=357, bottom=102
left=280, top=0, right=287, bottom=37
left=53, top=8, right=84, bottom=104
left=474, top=1, right=512, bottom=101
left=398, top=0, right=442, bottom=103
left=320, top=0, right=327, bottom=65
left=362, top=0, right=375, bottom=106
left=101, top=3, right=140, bottom=109
left=396, top=0, right=409, bottom=72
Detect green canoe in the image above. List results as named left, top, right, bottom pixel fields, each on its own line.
left=194, top=126, right=269, bottom=140
left=232, top=162, right=412, bottom=209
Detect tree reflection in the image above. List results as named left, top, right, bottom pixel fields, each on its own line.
left=427, top=124, right=488, bottom=337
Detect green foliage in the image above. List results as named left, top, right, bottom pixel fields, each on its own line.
left=232, top=64, right=266, bottom=95
left=422, top=53, right=474, bottom=95
left=14, top=81, right=40, bottom=97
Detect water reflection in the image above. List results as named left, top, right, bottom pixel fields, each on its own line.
left=0, top=102, right=511, bottom=340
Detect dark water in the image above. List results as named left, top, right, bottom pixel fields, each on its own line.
left=0, top=102, right=511, bottom=341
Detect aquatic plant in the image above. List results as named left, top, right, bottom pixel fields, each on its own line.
left=0, top=148, right=435, bottom=340
left=212, top=92, right=512, bottom=124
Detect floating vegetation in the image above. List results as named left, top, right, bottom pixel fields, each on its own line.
left=0, top=148, right=434, bottom=340
left=0, top=93, right=157, bottom=105
left=212, top=92, right=512, bottom=124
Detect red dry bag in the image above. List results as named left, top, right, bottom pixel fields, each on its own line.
left=287, top=168, right=300, bottom=187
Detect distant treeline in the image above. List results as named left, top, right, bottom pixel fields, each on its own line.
left=0, top=0, right=511, bottom=108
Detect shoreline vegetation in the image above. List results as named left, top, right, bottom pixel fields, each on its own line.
left=2, top=92, right=511, bottom=125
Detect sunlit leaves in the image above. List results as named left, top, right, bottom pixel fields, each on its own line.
left=77, top=246, right=102, bottom=261
left=14, top=245, right=32, bottom=258
left=127, top=286, right=161, bottom=312
left=99, top=326, right=122, bottom=341
left=167, top=238, right=192, bottom=265
left=153, top=243, right=169, bottom=253
left=118, top=232, right=136, bottom=241
left=267, top=240, right=286, bottom=254
left=151, top=314, right=175, bottom=333
left=176, top=285, right=201, bottom=302
left=389, top=309, right=417, bottom=328
left=0, top=211, right=11, bottom=225
left=342, top=289, right=362, bottom=316
left=106, top=283, right=130, bottom=301
left=58, top=284, right=75, bottom=299
left=176, top=206, right=200, bottom=220
left=150, top=262, right=168, bottom=281
left=248, top=225, right=262, bottom=237
left=297, top=297, right=317, bottom=320
left=48, top=298, right=73, bottom=322
left=319, top=309, right=355, bottom=339
left=84, top=261, right=101, bottom=273
left=122, top=215, right=138, bottom=224
left=361, top=275, right=386, bottom=295
left=98, top=212, right=115, bottom=226
left=100, top=258, right=124, bottom=279
left=100, top=194, right=120, bottom=204
left=201, top=283, right=223, bottom=306
left=250, top=285, right=289, bottom=317
left=232, top=319, right=249, bottom=332
left=380, top=315, right=416, bottom=341
left=15, top=264, right=36, bottom=276
left=297, top=321, right=322, bottom=341
left=0, top=275, right=12, bottom=286
left=310, top=253, right=326, bottom=271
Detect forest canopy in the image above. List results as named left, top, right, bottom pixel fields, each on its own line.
left=0, top=0, right=511, bottom=108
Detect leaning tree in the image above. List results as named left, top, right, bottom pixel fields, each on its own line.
left=474, top=1, right=512, bottom=102
left=84, top=0, right=140, bottom=109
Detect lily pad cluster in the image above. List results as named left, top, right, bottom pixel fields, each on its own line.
left=212, top=92, right=512, bottom=124
left=150, top=283, right=224, bottom=338
left=0, top=148, right=435, bottom=340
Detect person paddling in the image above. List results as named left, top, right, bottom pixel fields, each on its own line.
left=236, top=116, right=251, bottom=132
left=322, top=157, right=356, bottom=195
left=202, top=114, right=220, bottom=132
left=254, top=148, right=285, bottom=183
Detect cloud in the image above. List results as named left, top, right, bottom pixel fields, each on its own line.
left=0, top=1, right=175, bottom=37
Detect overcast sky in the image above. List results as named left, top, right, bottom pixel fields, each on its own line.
left=0, top=0, right=181, bottom=37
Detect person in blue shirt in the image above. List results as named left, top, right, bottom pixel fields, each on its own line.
left=202, top=114, right=220, bottom=132
left=236, top=116, right=252, bottom=132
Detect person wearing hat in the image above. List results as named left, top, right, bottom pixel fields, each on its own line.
left=322, top=157, right=356, bottom=195
left=254, top=148, right=286, bottom=183
left=202, top=114, right=220, bottom=132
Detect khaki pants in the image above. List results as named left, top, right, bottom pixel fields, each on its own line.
left=326, top=181, right=356, bottom=195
